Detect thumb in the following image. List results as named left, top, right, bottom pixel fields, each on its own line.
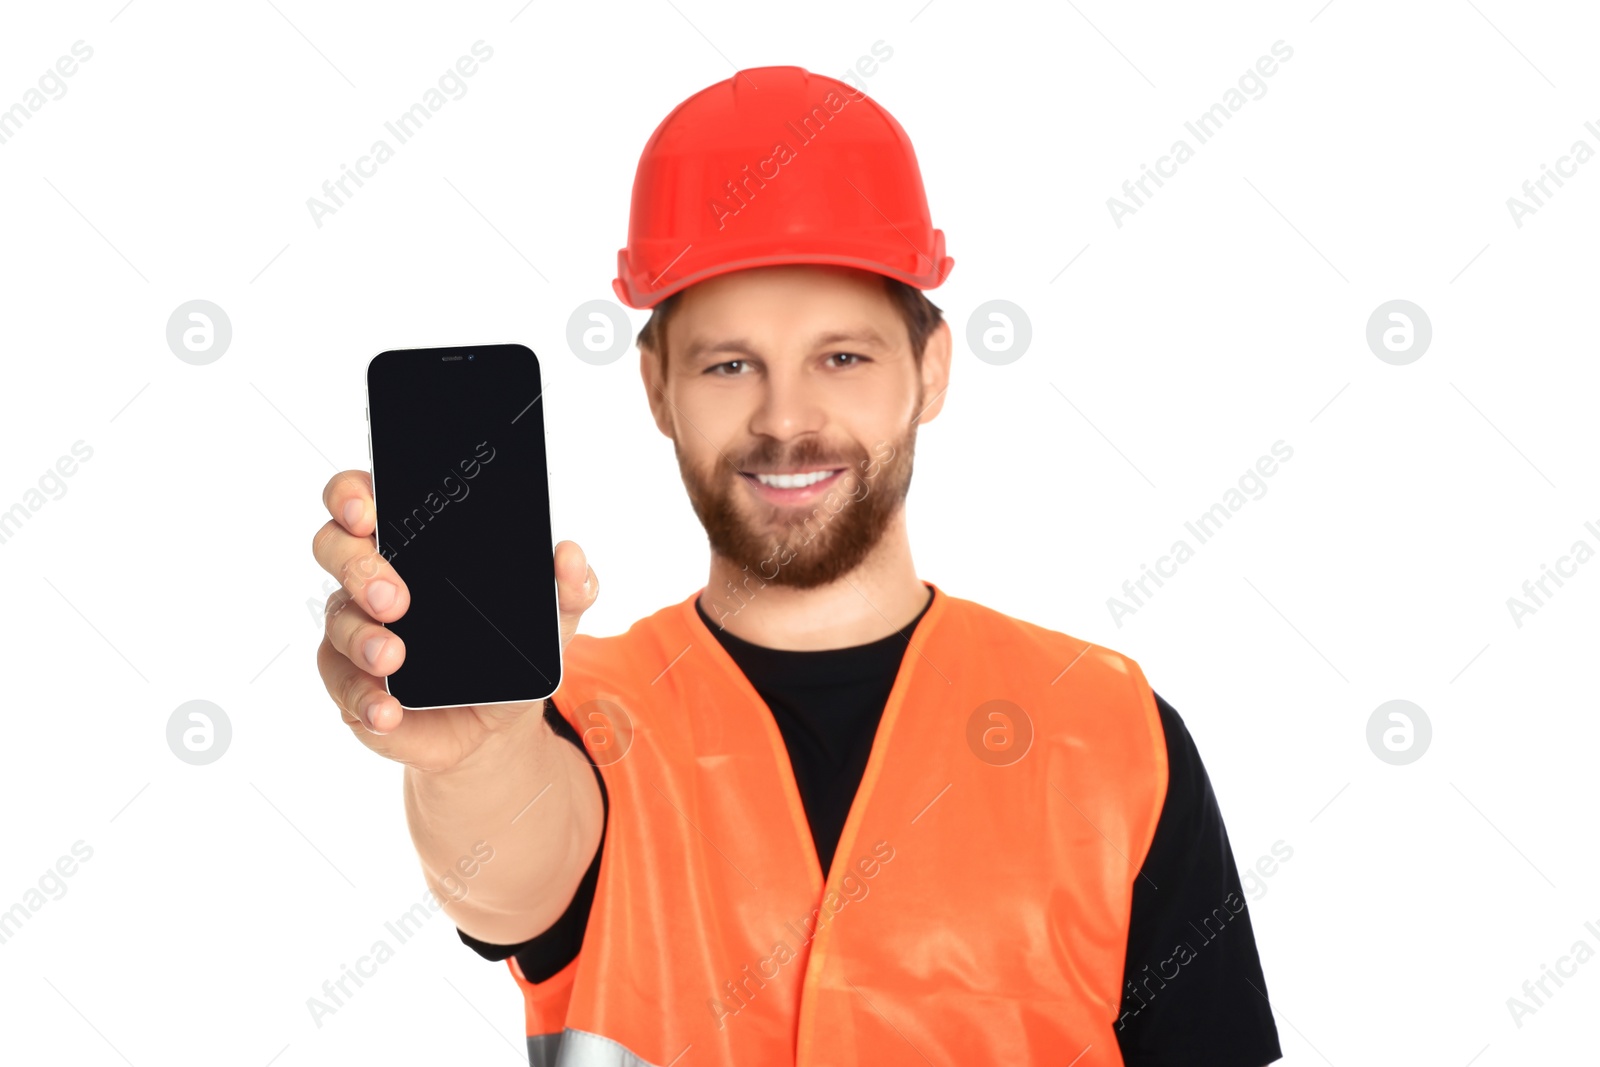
left=555, top=540, right=597, bottom=652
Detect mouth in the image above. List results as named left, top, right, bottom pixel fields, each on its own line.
left=738, top=467, right=847, bottom=507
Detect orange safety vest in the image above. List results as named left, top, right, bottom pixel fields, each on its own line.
left=508, top=582, right=1168, bottom=1066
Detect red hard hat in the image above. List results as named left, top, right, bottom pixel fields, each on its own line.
left=613, top=65, right=954, bottom=309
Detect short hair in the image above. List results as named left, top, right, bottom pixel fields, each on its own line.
left=637, top=273, right=943, bottom=375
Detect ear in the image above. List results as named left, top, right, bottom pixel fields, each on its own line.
left=914, top=319, right=952, bottom=424
left=639, top=342, right=675, bottom=439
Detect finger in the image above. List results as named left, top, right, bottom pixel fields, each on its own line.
left=323, top=469, right=375, bottom=536
left=554, top=540, right=597, bottom=650
left=317, top=635, right=403, bottom=734
left=325, top=590, right=407, bottom=678
left=311, top=518, right=410, bottom=623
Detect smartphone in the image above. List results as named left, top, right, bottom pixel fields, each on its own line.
left=365, top=343, right=561, bottom=710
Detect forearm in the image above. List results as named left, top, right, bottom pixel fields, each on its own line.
left=403, top=710, right=603, bottom=945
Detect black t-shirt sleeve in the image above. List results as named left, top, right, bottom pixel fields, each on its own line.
left=455, top=700, right=607, bottom=983
left=1114, top=691, right=1282, bottom=1067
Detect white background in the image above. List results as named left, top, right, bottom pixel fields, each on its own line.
left=1, top=1, right=1596, bottom=1064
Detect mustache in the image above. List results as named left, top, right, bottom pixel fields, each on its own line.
left=731, top=439, right=864, bottom=472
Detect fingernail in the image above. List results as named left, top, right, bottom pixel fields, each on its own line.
left=361, top=699, right=384, bottom=733
left=367, top=581, right=396, bottom=611
left=362, top=636, right=389, bottom=669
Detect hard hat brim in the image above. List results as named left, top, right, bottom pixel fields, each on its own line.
left=614, top=235, right=954, bottom=310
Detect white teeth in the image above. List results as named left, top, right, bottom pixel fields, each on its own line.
left=754, top=470, right=837, bottom=489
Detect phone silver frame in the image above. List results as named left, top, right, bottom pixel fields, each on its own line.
left=363, top=344, right=564, bottom=712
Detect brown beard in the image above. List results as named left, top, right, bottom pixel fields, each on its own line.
left=676, top=420, right=917, bottom=591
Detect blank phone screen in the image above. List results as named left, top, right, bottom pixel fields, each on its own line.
left=366, top=343, right=560, bottom=709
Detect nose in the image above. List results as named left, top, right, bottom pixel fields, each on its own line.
left=747, top=363, right=827, bottom=443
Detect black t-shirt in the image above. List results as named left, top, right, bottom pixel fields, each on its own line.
left=459, top=592, right=1282, bottom=1065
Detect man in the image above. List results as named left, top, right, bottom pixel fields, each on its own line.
left=312, top=66, right=1281, bottom=1066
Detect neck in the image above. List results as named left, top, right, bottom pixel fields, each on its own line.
left=697, top=508, right=928, bottom=650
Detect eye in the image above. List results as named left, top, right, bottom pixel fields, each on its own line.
left=706, top=359, right=750, bottom=376
left=827, top=352, right=868, bottom=368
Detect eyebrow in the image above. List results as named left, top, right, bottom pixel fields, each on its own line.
left=681, top=327, right=891, bottom=366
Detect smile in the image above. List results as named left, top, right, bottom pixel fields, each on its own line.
left=754, top=470, right=838, bottom=489
left=739, top=468, right=846, bottom=505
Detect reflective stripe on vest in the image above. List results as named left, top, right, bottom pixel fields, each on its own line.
left=527, top=1027, right=660, bottom=1067
left=509, top=582, right=1167, bottom=1067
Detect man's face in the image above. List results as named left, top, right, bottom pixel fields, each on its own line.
left=642, top=265, right=949, bottom=588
